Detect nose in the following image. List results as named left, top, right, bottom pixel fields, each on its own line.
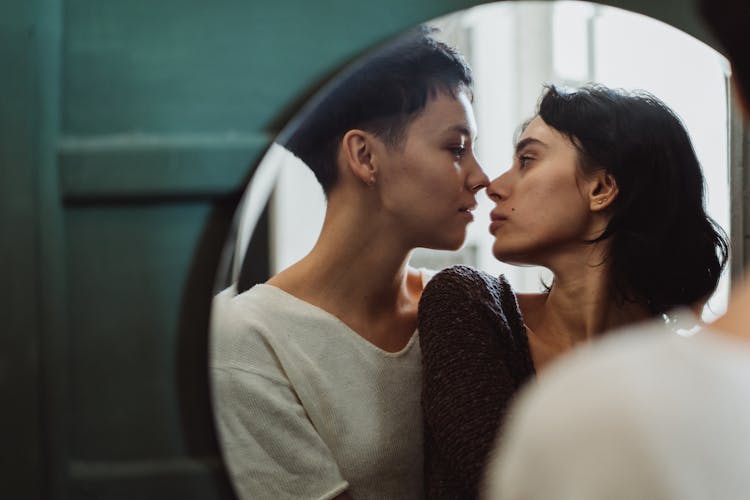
left=486, top=170, right=510, bottom=202
left=467, top=155, right=490, bottom=194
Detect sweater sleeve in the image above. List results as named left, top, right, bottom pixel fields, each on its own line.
left=419, top=265, right=524, bottom=494
left=210, top=290, right=349, bottom=500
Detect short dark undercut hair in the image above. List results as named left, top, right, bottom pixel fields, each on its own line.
left=282, top=26, right=473, bottom=194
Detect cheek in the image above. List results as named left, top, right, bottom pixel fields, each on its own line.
left=510, top=179, right=589, bottom=235
left=381, top=169, right=449, bottom=217
left=515, top=173, right=583, bottom=211
left=400, top=155, right=462, bottom=202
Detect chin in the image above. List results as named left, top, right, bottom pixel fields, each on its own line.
left=445, top=240, right=465, bottom=252
left=492, top=244, right=528, bottom=265
left=491, top=241, right=507, bottom=260
left=417, top=224, right=467, bottom=252
left=433, top=232, right=467, bottom=252
left=428, top=239, right=463, bottom=252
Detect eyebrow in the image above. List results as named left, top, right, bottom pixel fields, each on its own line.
left=514, top=137, right=547, bottom=154
left=445, top=124, right=477, bottom=141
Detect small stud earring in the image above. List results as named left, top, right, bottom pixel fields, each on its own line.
left=597, top=200, right=603, bottom=205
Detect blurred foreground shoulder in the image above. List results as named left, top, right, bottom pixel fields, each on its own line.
left=484, top=320, right=750, bottom=500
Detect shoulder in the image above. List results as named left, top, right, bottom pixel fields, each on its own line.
left=418, top=265, right=525, bottom=346
left=212, top=284, right=278, bottom=334
left=507, top=320, right=750, bottom=431
left=419, top=265, right=520, bottom=325
left=486, top=325, right=750, bottom=500
left=210, top=284, right=299, bottom=369
left=421, top=264, right=513, bottom=305
left=213, top=282, right=319, bottom=328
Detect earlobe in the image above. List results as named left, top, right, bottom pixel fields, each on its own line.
left=341, top=129, right=378, bottom=186
left=590, top=172, right=618, bottom=211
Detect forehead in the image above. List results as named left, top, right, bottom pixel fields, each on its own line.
left=519, top=115, right=568, bottom=146
left=408, top=89, right=477, bottom=138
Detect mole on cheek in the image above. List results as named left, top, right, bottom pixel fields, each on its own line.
left=511, top=208, right=516, bottom=211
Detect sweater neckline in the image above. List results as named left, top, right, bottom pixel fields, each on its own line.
left=253, top=268, right=433, bottom=358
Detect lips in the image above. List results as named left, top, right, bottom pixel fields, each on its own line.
left=459, top=202, right=478, bottom=213
left=459, top=203, right=477, bottom=222
left=489, top=211, right=508, bottom=233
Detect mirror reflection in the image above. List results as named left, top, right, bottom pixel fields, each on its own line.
left=225, top=1, right=732, bottom=318
left=210, top=2, right=733, bottom=499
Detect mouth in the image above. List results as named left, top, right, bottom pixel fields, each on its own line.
left=489, top=212, right=508, bottom=233
left=459, top=204, right=477, bottom=221
left=459, top=202, right=478, bottom=212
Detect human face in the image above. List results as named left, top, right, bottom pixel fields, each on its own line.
left=377, top=90, right=489, bottom=250
left=487, top=115, right=596, bottom=266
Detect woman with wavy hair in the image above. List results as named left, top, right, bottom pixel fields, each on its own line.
left=419, top=84, right=729, bottom=500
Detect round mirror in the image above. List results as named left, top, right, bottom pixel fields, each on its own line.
left=210, top=2, right=733, bottom=498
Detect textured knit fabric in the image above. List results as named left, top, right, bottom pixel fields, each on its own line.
left=211, top=274, right=432, bottom=500
left=485, top=319, right=750, bottom=500
left=419, top=265, right=536, bottom=500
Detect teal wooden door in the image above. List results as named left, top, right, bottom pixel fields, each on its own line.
left=1, top=0, right=735, bottom=498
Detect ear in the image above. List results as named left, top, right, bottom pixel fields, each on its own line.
left=340, top=129, right=379, bottom=186
left=589, top=171, right=618, bottom=211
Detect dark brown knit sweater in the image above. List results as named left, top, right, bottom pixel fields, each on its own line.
left=419, top=265, right=536, bottom=500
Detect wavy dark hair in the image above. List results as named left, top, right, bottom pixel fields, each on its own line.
left=283, top=26, right=473, bottom=194
left=537, top=84, right=729, bottom=314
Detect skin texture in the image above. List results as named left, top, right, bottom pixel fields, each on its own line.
left=485, top=115, right=648, bottom=371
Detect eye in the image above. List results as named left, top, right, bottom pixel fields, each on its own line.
left=450, top=145, right=467, bottom=160
left=518, top=154, right=533, bottom=169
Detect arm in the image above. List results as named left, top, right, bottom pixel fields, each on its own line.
left=212, top=364, right=350, bottom=500
left=419, top=266, right=523, bottom=491
left=211, top=292, right=349, bottom=500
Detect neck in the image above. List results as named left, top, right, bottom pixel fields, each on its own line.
left=270, top=189, right=421, bottom=317
left=528, top=242, right=651, bottom=348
